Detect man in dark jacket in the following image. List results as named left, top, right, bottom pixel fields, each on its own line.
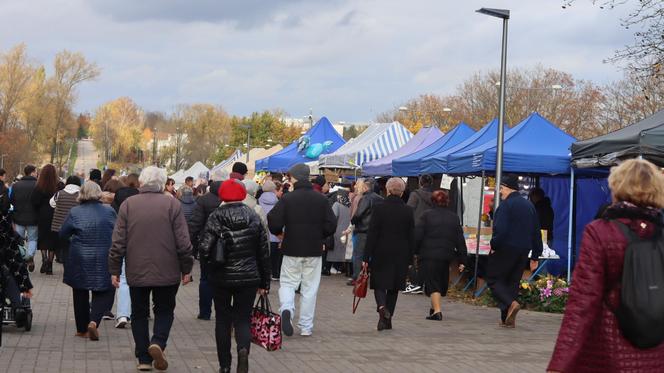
left=230, top=162, right=247, bottom=181
left=109, top=166, right=193, bottom=371
left=10, top=165, right=39, bottom=271
left=405, top=174, right=434, bottom=293
left=187, top=168, right=227, bottom=320
left=349, top=178, right=383, bottom=284
left=529, top=187, right=554, bottom=245
left=0, top=168, right=9, bottom=215
left=488, top=175, right=542, bottom=329
left=267, top=163, right=336, bottom=337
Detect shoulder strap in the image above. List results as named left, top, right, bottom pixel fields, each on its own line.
left=613, top=220, right=638, bottom=241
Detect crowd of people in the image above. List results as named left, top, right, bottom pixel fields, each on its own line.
left=1, top=157, right=664, bottom=372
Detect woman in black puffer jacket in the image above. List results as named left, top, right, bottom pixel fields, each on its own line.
left=198, top=179, right=271, bottom=373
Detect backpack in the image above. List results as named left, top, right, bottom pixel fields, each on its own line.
left=612, top=221, right=664, bottom=349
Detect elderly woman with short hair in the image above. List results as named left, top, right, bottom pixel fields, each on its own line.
left=109, top=166, right=193, bottom=371
left=362, top=177, right=415, bottom=331
left=59, top=181, right=117, bottom=340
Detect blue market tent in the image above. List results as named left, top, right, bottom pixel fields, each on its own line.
left=362, top=126, right=444, bottom=176
left=391, top=123, right=476, bottom=176
left=447, top=112, right=576, bottom=175
left=423, top=119, right=506, bottom=174
left=255, top=116, right=345, bottom=172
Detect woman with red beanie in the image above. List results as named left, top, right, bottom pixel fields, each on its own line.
left=199, top=179, right=271, bottom=373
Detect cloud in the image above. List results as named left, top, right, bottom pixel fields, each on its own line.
left=0, top=0, right=638, bottom=122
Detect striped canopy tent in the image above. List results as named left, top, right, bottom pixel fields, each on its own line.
left=319, top=122, right=413, bottom=170
left=211, top=149, right=244, bottom=174
left=362, top=125, right=444, bottom=176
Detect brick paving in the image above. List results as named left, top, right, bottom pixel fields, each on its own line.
left=0, top=259, right=562, bottom=372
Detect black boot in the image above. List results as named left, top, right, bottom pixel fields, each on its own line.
left=237, top=348, right=248, bottom=373
left=45, top=260, right=53, bottom=275
left=426, top=312, right=443, bottom=321
left=377, top=307, right=391, bottom=331
left=220, top=368, right=231, bottom=373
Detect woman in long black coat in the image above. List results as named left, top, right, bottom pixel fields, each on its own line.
left=416, top=190, right=467, bottom=321
left=362, top=177, right=414, bottom=331
left=31, top=164, right=59, bottom=275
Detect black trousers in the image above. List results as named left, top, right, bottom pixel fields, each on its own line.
left=486, top=249, right=529, bottom=321
left=270, top=242, right=282, bottom=278
left=129, top=285, right=179, bottom=364
left=72, top=288, right=116, bottom=333
left=199, top=261, right=213, bottom=318
left=374, top=289, right=399, bottom=316
left=212, top=286, right=257, bottom=369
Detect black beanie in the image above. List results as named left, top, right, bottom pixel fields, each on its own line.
left=89, top=169, right=102, bottom=181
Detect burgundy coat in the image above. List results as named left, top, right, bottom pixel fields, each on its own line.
left=548, top=204, right=664, bottom=372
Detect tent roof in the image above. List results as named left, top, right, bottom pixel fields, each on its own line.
left=390, top=123, right=476, bottom=176
left=184, top=161, right=210, bottom=179
left=572, top=108, right=664, bottom=167
left=169, top=169, right=185, bottom=183
left=255, top=116, right=345, bottom=172
left=319, top=122, right=413, bottom=169
left=362, top=126, right=444, bottom=176
left=424, top=119, right=508, bottom=174
left=211, top=149, right=243, bottom=173
left=448, top=112, right=576, bottom=175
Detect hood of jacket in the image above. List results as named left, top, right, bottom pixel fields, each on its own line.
left=63, top=184, right=81, bottom=194
left=258, top=191, right=278, bottom=207
left=243, top=194, right=258, bottom=208
left=180, top=194, right=195, bottom=205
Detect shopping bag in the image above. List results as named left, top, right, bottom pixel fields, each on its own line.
left=352, top=266, right=369, bottom=314
left=250, top=295, right=282, bottom=351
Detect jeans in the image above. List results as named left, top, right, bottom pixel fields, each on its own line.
left=129, top=285, right=179, bottom=364
left=374, top=289, right=399, bottom=316
left=212, top=286, right=257, bottom=369
left=72, top=288, right=116, bottom=333
left=351, top=233, right=367, bottom=280
left=270, top=242, right=282, bottom=279
left=199, top=261, right=213, bottom=318
left=14, top=224, right=38, bottom=258
left=278, top=256, right=322, bottom=333
left=116, top=261, right=131, bottom=319
left=486, top=249, right=529, bottom=321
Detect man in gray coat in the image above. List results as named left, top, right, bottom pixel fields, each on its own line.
left=109, top=166, right=193, bottom=372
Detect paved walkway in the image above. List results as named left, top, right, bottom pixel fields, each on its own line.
left=75, top=139, right=99, bottom=175
left=0, top=259, right=562, bottom=372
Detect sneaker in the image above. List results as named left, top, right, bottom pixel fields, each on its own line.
left=137, top=363, right=153, bottom=371
left=403, top=285, right=422, bottom=294
left=102, top=311, right=115, bottom=320
left=271, top=277, right=280, bottom=281
left=330, top=268, right=340, bottom=275
left=300, top=329, right=312, bottom=337
left=148, top=344, right=168, bottom=371
left=87, top=321, right=99, bottom=341
left=115, top=317, right=128, bottom=329
left=411, top=288, right=424, bottom=295
left=281, top=310, right=293, bottom=336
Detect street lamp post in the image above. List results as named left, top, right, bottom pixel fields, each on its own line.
left=152, top=126, right=158, bottom=166
left=0, top=154, right=6, bottom=169
left=308, top=108, right=314, bottom=130
left=477, top=7, right=509, bottom=210
left=240, top=124, right=251, bottom=163
left=175, top=125, right=182, bottom=170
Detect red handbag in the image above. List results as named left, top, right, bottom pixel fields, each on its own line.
left=250, top=295, right=282, bottom=351
left=352, top=266, right=369, bottom=314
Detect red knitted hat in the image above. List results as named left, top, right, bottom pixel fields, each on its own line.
left=218, top=179, right=247, bottom=202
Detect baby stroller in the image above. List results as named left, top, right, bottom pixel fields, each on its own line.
left=1, top=264, right=32, bottom=332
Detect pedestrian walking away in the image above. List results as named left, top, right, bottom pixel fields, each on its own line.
left=267, top=163, right=337, bottom=337
left=362, top=177, right=415, bottom=331
left=59, top=181, right=117, bottom=341
left=109, top=166, right=194, bottom=371
left=488, top=174, right=542, bottom=328
left=415, top=190, right=467, bottom=320
left=350, top=178, right=383, bottom=284
left=10, top=165, right=39, bottom=272
left=198, top=178, right=271, bottom=373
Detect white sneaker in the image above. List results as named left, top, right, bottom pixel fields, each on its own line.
left=300, top=330, right=312, bottom=337
left=115, top=316, right=128, bottom=329
left=330, top=268, right=340, bottom=275
left=403, top=285, right=422, bottom=294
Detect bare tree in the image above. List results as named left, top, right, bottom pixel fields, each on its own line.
left=563, top=0, right=664, bottom=80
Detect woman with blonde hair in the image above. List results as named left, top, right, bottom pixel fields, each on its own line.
left=548, top=159, right=664, bottom=372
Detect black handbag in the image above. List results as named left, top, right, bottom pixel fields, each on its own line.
left=210, top=233, right=226, bottom=265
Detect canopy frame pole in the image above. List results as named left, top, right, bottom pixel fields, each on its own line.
left=567, top=168, right=575, bottom=283
left=473, top=171, right=486, bottom=295
left=459, top=177, right=464, bottom=225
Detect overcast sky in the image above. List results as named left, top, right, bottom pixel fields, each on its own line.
left=0, top=0, right=635, bottom=122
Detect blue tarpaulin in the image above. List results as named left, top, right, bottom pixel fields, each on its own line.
left=362, top=126, right=444, bottom=176
left=447, top=113, right=576, bottom=175
left=423, top=119, right=507, bottom=174
left=255, top=116, right=345, bottom=172
left=391, top=123, right=476, bottom=176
